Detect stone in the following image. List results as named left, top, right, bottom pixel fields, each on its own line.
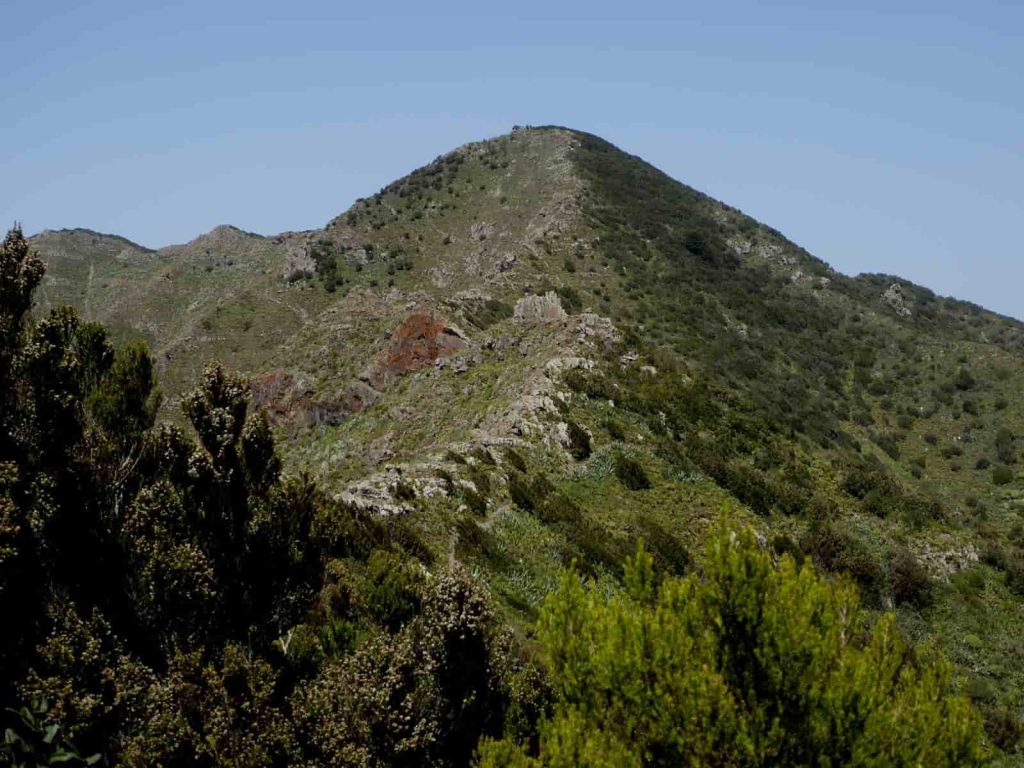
left=513, top=291, right=566, bottom=324
left=882, top=283, right=912, bottom=317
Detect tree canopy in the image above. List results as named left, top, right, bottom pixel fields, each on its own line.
left=478, top=525, right=986, bottom=768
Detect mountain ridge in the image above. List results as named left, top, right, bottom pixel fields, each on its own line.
left=26, top=127, right=1024, bottom=760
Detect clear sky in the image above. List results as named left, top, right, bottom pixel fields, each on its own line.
left=2, top=1, right=1021, bottom=317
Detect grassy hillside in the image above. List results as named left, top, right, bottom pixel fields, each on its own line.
left=31, top=126, right=1024, bottom=762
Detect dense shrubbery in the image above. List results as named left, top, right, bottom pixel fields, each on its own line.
left=478, top=525, right=985, bottom=767
left=842, top=462, right=942, bottom=527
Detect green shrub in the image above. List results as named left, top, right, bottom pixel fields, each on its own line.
left=445, top=449, right=467, bottom=464
left=462, top=487, right=488, bottom=516
left=995, top=427, right=1016, bottom=464
left=554, top=286, right=582, bottom=313
left=508, top=473, right=554, bottom=513
left=362, top=549, right=424, bottom=632
left=479, top=525, right=986, bottom=767
left=886, top=545, right=933, bottom=608
left=614, top=454, right=650, bottom=491
left=954, top=367, right=976, bottom=391
left=503, top=447, right=528, bottom=473
left=465, top=298, right=512, bottom=330
left=467, top=464, right=492, bottom=495
left=801, top=522, right=884, bottom=604
left=563, top=369, right=612, bottom=400
left=982, top=706, right=1024, bottom=753
left=470, top=446, right=497, bottom=466
left=565, top=420, right=591, bottom=460
left=601, top=418, right=626, bottom=441
left=992, top=465, right=1014, bottom=486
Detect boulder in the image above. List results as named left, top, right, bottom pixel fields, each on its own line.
left=513, top=291, right=566, bottom=324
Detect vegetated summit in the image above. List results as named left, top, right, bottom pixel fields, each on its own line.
left=25, top=125, right=1024, bottom=761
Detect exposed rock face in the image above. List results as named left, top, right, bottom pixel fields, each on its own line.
left=283, top=242, right=315, bottom=280
left=882, top=283, right=913, bottom=317
left=250, top=370, right=380, bottom=426
left=251, top=369, right=312, bottom=422
left=362, top=311, right=468, bottom=390
left=513, top=291, right=566, bottom=324
left=470, top=221, right=495, bottom=241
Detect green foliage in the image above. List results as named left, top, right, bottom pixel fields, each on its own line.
left=479, top=524, right=986, bottom=767
left=86, top=340, right=161, bottom=450
left=295, top=566, right=537, bottom=768
left=553, top=286, right=582, bottom=314
left=955, top=367, right=977, bottom=391
left=362, top=549, right=424, bottom=632
left=886, top=543, right=934, bottom=608
left=1, top=698, right=99, bottom=767
left=465, top=298, right=513, bottom=330
left=503, top=447, right=528, bottom=474
left=801, top=521, right=885, bottom=604
left=613, top=454, right=650, bottom=490
left=120, top=644, right=297, bottom=767
left=600, top=418, right=626, bottom=441
left=0, top=228, right=537, bottom=766
left=993, top=464, right=1014, bottom=486
left=508, top=473, right=554, bottom=513
left=842, top=463, right=941, bottom=527
left=564, top=420, right=591, bottom=460
left=995, top=427, right=1016, bottom=464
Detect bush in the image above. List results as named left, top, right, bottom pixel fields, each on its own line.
left=982, top=706, right=1024, bottom=753
left=563, top=369, right=612, bottom=400
left=940, top=444, right=963, bottom=459
left=954, top=367, right=976, bottom=391
left=462, top=487, right=488, bottom=516
left=1004, top=556, right=1024, bottom=596
left=555, top=285, right=581, bottom=313
left=886, top=545, right=933, bottom=608
left=508, top=473, right=554, bottom=513
left=565, top=421, right=591, bottom=460
left=601, top=418, right=626, bottom=441
left=467, top=464, right=492, bottom=495
left=614, top=454, right=650, bottom=491
left=479, top=525, right=986, bottom=767
left=995, top=427, right=1016, bottom=464
left=992, top=465, right=1014, bottom=486
left=362, top=550, right=423, bottom=632
left=470, top=446, right=497, bottom=466
left=801, top=522, right=884, bottom=604
left=503, top=447, right=528, bottom=473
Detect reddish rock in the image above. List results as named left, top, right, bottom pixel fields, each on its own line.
left=253, top=312, right=466, bottom=427
left=251, top=370, right=313, bottom=424
left=363, top=312, right=467, bottom=389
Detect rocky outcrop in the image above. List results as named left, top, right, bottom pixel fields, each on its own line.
left=283, top=242, right=315, bottom=281
left=513, top=292, right=566, bottom=325
left=882, top=283, right=912, bottom=317
left=251, top=370, right=380, bottom=427
left=361, top=311, right=469, bottom=390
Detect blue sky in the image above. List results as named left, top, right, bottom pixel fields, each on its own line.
left=2, top=0, right=1022, bottom=317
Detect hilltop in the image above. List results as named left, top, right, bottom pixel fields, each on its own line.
left=29, top=126, right=1024, bottom=762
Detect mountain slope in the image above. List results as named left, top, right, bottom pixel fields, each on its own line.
left=31, top=126, right=1024, bottom=759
